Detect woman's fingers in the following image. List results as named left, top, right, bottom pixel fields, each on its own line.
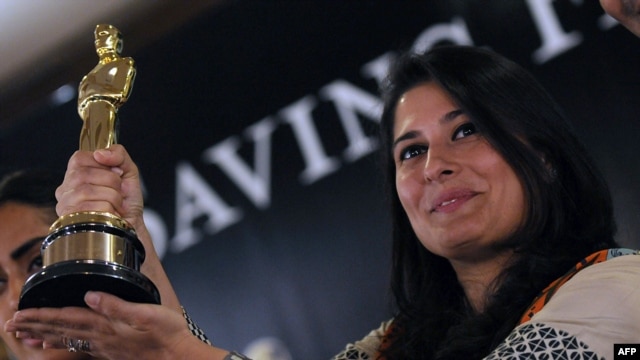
left=54, top=145, right=142, bottom=218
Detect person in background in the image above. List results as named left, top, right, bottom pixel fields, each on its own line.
left=600, top=0, right=640, bottom=36
left=5, top=46, right=640, bottom=359
left=0, top=170, right=90, bottom=359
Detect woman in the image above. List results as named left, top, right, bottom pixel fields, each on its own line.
left=5, top=46, right=640, bottom=359
left=334, top=45, right=639, bottom=359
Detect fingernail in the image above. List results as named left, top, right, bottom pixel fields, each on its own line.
left=85, top=291, right=100, bottom=306
left=111, top=167, right=124, bottom=176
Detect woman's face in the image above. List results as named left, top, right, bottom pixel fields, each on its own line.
left=393, top=82, right=526, bottom=263
left=0, top=202, right=87, bottom=360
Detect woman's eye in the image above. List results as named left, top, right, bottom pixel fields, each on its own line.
left=399, top=145, right=427, bottom=161
left=28, top=256, right=43, bottom=274
left=453, top=123, right=477, bottom=140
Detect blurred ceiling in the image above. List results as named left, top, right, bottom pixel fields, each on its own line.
left=0, top=0, right=225, bottom=128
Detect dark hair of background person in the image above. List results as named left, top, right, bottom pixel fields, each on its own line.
left=0, top=169, right=61, bottom=218
left=377, top=45, right=619, bottom=359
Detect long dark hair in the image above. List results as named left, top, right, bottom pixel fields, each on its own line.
left=378, top=46, right=618, bottom=359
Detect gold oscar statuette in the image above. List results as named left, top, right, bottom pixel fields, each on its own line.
left=19, top=24, right=160, bottom=309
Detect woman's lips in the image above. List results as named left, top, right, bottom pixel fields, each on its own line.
left=431, top=190, right=478, bottom=213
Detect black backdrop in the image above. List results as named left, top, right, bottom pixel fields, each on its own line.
left=1, top=1, right=639, bottom=359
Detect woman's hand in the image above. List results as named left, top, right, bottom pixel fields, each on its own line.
left=5, top=292, right=228, bottom=360
left=56, top=145, right=144, bottom=230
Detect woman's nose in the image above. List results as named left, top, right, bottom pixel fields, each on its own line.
left=423, top=146, right=457, bottom=182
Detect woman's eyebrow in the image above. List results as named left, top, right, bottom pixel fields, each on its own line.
left=443, top=109, right=464, bottom=123
left=393, top=130, right=418, bottom=150
left=10, top=237, right=45, bottom=260
left=392, top=109, right=465, bottom=150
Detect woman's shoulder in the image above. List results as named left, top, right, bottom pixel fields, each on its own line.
left=485, top=248, right=640, bottom=360
left=532, top=248, right=640, bottom=326
left=519, top=248, right=640, bottom=358
left=566, top=248, right=640, bottom=288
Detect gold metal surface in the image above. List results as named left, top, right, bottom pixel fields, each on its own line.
left=77, top=24, right=136, bottom=151
left=43, top=233, right=130, bottom=266
left=50, top=211, right=134, bottom=233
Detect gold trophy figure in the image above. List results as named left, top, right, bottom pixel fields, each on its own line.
left=78, top=24, right=136, bottom=151
left=19, top=25, right=160, bottom=309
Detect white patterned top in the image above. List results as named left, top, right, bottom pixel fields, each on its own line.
left=333, top=250, right=640, bottom=360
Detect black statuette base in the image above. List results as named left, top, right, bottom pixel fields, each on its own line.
left=18, top=260, right=160, bottom=309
